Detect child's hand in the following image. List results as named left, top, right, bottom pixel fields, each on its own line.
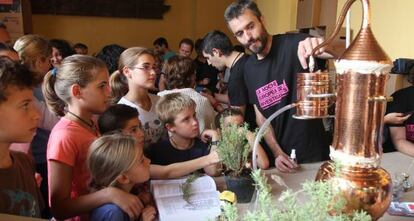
left=109, top=187, right=144, bottom=219
left=140, top=206, right=157, bottom=221
left=201, top=129, right=219, bottom=142
left=138, top=191, right=153, bottom=206
left=207, top=150, right=220, bottom=164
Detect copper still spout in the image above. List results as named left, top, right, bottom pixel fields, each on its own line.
left=311, top=0, right=392, bottom=220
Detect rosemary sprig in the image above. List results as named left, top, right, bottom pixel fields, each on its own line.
left=180, top=173, right=201, bottom=204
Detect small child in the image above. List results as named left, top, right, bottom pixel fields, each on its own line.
left=0, top=57, right=44, bottom=217
left=98, top=104, right=145, bottom=146
left=99, top=103, right=219, bottom=180
left=146, top=93, right=221, bottom=178
left=215, top=108, right=269, bottom=169
left=89, top=133, right=156, bottom=221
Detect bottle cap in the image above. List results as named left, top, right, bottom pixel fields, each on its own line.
left=290, top=149, right=296, bottom=159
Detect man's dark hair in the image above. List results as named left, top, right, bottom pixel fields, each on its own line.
left=50, top=39, right=76, bottom=59
left=202, top=30, right=233, bottom=56
left=98, top=104, right=139, bottom=135
left=215, top=108, right=243, bottom=129
left=194, top=38, right=203, bottom=54
left=224, top=0, right=262, bottom=23
left=153, top=37, right=169, bottom=49
left=233, top=45, right=245, bottom=53
left=179, top=38, right=194, bottom=50
left=0, top=57, right=35, bottom=103
left=95, top=44, right=126, bottom=74
left=73, top=43, right=88, bottom=50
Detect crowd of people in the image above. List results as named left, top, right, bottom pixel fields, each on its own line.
left=0, top=0, right=413, bottom=220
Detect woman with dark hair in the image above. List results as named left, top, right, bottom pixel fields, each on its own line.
left=157, top=55, right=218, bottom=132
left=95, top=44, right=126, bottom=74
left=50, top=39, right=75, bottom=68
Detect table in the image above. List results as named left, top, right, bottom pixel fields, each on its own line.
left=2, top=152, right=413, bottom=221
left=215, top=151, right=414, bottom=220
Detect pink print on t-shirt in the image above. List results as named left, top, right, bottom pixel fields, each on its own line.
left=256, top=80, right=289, bottom=110
left=406, top=124, right=414, bottom=142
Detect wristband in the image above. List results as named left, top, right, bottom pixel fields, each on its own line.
left=211, top=140, right=219, bottom=146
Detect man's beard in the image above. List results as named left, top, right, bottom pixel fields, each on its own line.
left=244, top=30, right=268, bottom=54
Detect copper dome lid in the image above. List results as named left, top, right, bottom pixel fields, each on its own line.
left=312, top=0, right=391, bottom=64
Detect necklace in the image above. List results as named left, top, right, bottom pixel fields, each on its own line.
left=67, top=111, right=97, bottom=133
left=230, top=52, right=243, bottom=68
left=169, top=135, right=194, bottom=150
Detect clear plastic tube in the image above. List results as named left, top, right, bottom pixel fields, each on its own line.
left=252, top=103, right=298, bottom=170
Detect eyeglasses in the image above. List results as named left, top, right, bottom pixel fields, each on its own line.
left=129, top=65, right=158, bottom=73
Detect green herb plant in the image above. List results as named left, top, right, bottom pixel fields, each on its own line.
left=216, top=122, right=253, bottom=177
left=180, top=173, right=201, bottom=204
left=222, top=169, right=372, bottom=221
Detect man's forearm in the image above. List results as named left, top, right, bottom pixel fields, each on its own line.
left=254, top=105, right=285, bottom=157
left=395, top=139, right=414, bottom=157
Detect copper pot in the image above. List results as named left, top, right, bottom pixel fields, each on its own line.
left=294, top=71, right=334, bottom=119
left=316, top=161, right=391, bottom=220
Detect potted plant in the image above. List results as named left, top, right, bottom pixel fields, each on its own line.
left=216, top=122, right=255, bottom=203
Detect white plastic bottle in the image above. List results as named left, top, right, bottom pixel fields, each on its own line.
left=289, top=149, right=297, bottom=164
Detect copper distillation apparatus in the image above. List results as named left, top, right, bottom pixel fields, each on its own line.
left=252, top=0, right=392, bottom=219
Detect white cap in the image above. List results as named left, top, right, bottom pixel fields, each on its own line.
left=290, top=149, right=296, bottom=159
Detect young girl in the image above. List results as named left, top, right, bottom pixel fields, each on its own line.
left=110, top=47, right=164, bottom=147
left=43, top=55, right=141, bottom=220
left=88, top=133, right=156, bottom=221
left=215, top=108, right=269, bottom=169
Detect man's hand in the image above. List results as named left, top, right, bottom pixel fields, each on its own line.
left=297, top=37, right=325, bottom=69
left=275, top=153, right=299, bottom=173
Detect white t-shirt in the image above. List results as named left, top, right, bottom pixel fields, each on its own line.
left=118, top=94, right=164, bottom=147
left=158, top=88, right=217, bottom=132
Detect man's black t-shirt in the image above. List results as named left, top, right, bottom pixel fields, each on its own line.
left=146, top=138, right=209, bottom=165
left=383, top=86, right=414, bottom=152
left=228, top=53, right=257, bottom=130
left=243, top=33, right=330, bottom=163
left=228, top=54, right=249, bottom=106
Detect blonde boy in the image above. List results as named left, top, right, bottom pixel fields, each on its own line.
left=147, top=93, right=221, bottom=178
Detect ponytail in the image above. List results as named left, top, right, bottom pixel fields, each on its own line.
left=109, top=70, right=128, bottom=104
left=42, top=70, right=66, bottom=116
left=42, top=55, right=107, bottom=116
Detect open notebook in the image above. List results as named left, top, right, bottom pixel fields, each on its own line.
left=151, top=176, right=221, bottom=221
